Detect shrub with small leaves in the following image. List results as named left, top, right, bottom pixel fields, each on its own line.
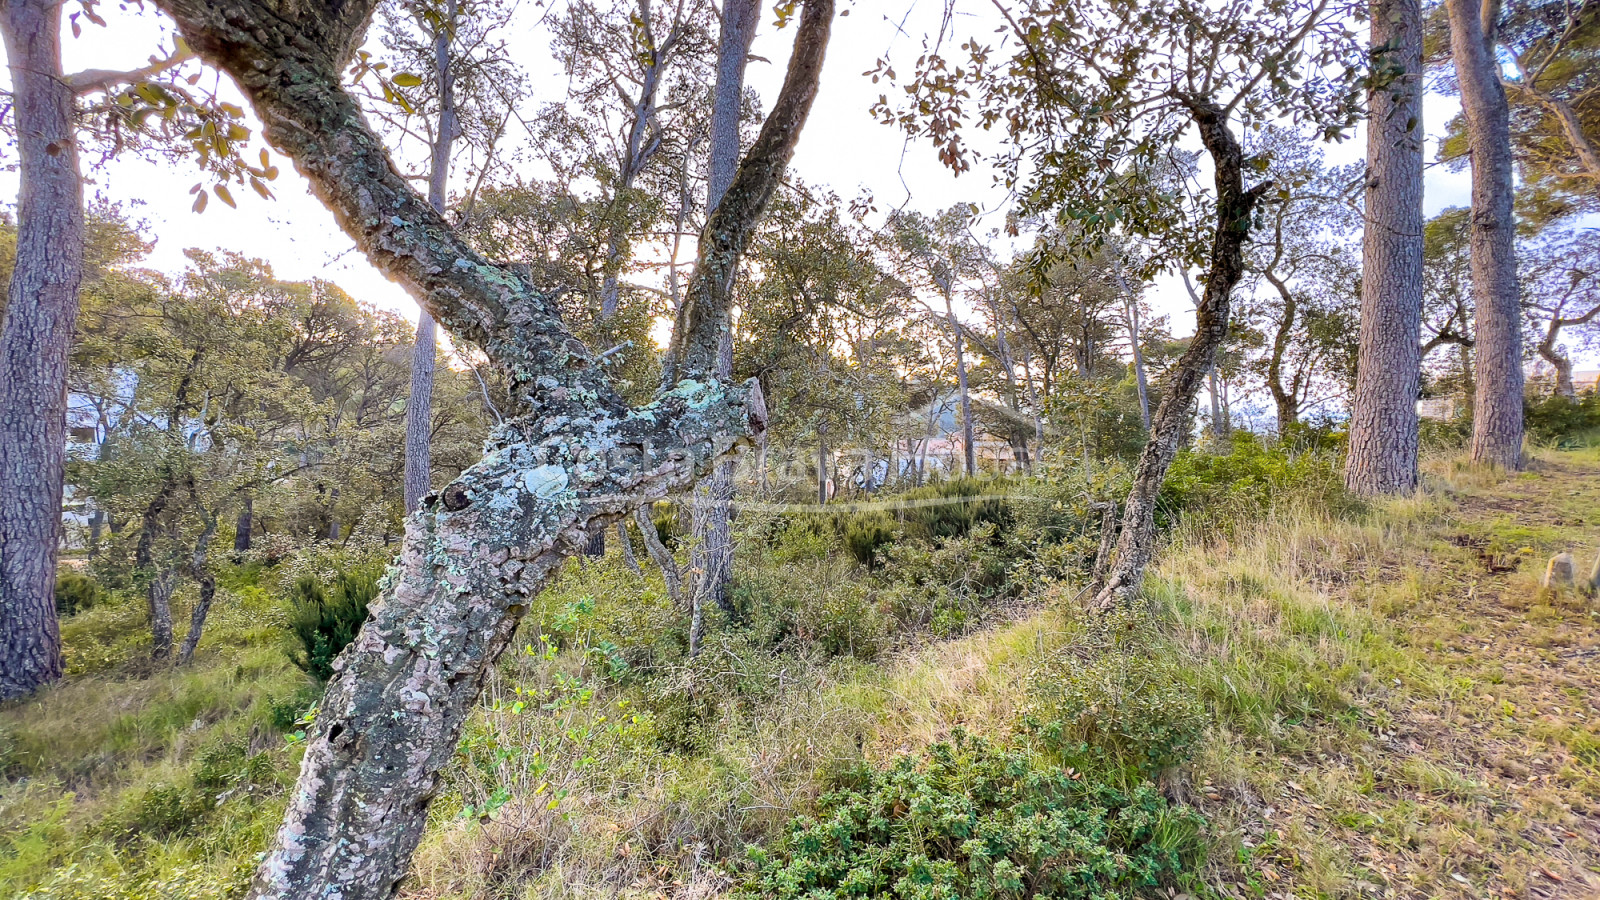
left=1023, top=609, right=1205, bottom=777
left=740, top=729, right=1204, bottom=900
left=284, top=567, right=380, bottom=683
left=54, top=571, right=102, bottom=617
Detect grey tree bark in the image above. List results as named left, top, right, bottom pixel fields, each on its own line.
left=403, top=0, right=460, bottom=515
left=1345, top=0, right=1424, bottom=495
left=1181, top=268, right=1227, bottom=437
left=942, top=283, right=977, bottom=476
left=1091, top=95, right=1266, bottom=609
left=1448, top=0, right=1525, bottom=470
left=687, top=0, right=760, bottom=620
left=1112, top=268, right=1151, bottom=430
left=0, top=0, right=81, bottom=699
left=177, top=480, right=219, bottom=665
left=151, top=1, right=832, bottom=897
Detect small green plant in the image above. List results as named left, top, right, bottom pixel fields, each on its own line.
left=896, top=477, right=1012, bottom=543
left=53, top=571, right=101, bottom=617
left=740, top=729, right=1204, bottom=900
left=1023, top=609, right=1205, bottom=777
left=285, top=567, right=380, bottom=683
left=1525, top=390, right=1600, bottom=447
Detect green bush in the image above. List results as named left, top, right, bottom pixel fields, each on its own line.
left=877, top=528, right=1011, bottom=637
left=285, top=568, right=380, bottom=683
left=740, top=729, right=1204, bottom=900
left=838, top=511, right=898, bottom=568
left=1023, top=610, right=1205, bottom=777
left=1525, top=390, right=1600, bottom=447
left=1160, top=431, right=1349, bottom=534
left=896, top=477, right=1012, bottom=543
left=53, top=571, right=101, bottom=617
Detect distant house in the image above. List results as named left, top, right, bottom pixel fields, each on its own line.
left=885, top=389, right=1037, bottom=483
left=1416, top=396, right=1466, bottom=421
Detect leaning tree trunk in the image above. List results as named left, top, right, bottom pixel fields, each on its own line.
left=403, top=0, right=460, bottom=515
left=687, top=0, right=761, bottom=619
left=1346, top=0, right=1424, bottom=495
left=1448, top=0, right=1524, bottom=469
left=151, top=1, right=833, bottom=897
left=0, top=0, right=83, bottom=700
left=1090, top=95, right=1264, bottom=610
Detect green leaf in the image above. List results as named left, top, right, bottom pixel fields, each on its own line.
left=391, top=73, right=424, bottom=87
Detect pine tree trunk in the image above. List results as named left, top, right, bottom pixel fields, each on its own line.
left=403, top=0, right=459, bottom=515
left=1448, top=0, right=1525, bottom=469
left=1346, top=0, right=1425, bottom=494
left=1091, top=95, right=1263, bottom=609
left=0, top=0, right=82, bottom=699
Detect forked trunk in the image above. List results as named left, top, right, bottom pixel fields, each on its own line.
left=148, top=0, right=832, bottom=895
left=403, top=0, right=460, bottom=514
left=686, top=0, right=759, bottom=618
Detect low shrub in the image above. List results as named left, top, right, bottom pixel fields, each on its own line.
left=1160, top=431, right=1349, bottom=535
left=285, top=567, right=380, bottom=683
left=1023, top=609, right=1205, bottom=777
left=895, top=477, right=1012, bottom=543
left=1525, top=390, right=1600, bottom=447
left=740, top=729, right=1204, bottom=900
left=53, top=571, right=101, bottom=617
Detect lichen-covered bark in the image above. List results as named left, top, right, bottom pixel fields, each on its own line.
left=1090, top=95, right=1264, bottom=609
left=253, top=382, right=763, bottom=899
left=149, top=1, right=832, bottom=897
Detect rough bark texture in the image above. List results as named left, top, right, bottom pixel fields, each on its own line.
left=1345, top=0, right=1425, bottom=495
left=150, top=0, right=831, bottom=896
left=615, top=520, right=642, bottom=575
left=686, top=0, right=760, bottom=619
left=403, top=0, right=459, bottom=515
left=1449, top=0, right=1525, bottom=470
left=177, top=484, right=219, bottom=665
left=0, top=0, right=81, bottom=699
left=404, top=313, right=437, bottom=513
left=1090, top=96, right=1264, bottom=609
left=135, top=478, right=179, bottom=660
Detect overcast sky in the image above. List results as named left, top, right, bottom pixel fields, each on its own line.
left=8, top=1, right=1490, bottom=357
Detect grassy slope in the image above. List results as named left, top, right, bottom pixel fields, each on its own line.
left=1156, top=448, right=1600, bottom=898
left=4, top=450, right=1598, bottom=899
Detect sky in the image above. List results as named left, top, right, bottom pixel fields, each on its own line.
left=4, top=1, right=1494, bottom=358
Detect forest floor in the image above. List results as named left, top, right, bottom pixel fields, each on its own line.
left=4, top=448, right=1599, bottom=900
left=1168, top=449, right=1600, bottom=899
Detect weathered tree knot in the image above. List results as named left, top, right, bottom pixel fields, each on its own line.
left=440, top=484, right=470, bottom=512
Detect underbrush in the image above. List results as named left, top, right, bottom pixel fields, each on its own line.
left=9, top=435, right=1392, bottom=899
